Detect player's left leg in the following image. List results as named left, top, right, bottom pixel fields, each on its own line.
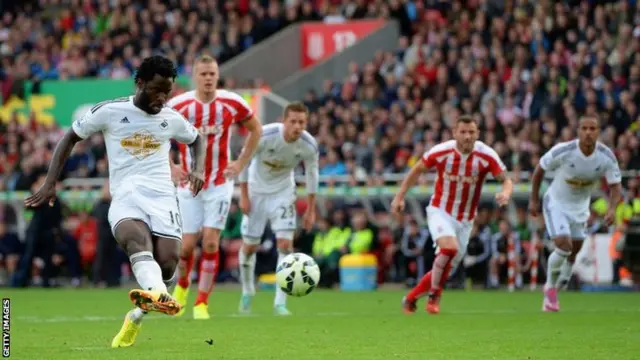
left=237, top=198, right=268, bottom=314
left=404, top=207, right=461, bottom=315
left=274, top=235, right=295, bottom=316
left=269, top=195, right=297, bottom=315
left=191, top=227, right=221, bottom=319
left=194, top=184, right=233, bottom=319
left=557, top=238, right=584, bottom=290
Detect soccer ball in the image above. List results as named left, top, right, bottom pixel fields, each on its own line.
left=276, top=253, right=320, bottom=297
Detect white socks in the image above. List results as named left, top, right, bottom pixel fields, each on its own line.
left=546, top=248, right=570, bottom=288
left=129, top=308, right=146, bottom=325
left=130, top=251, right=168, bottom=293
left=238, top=248, right=256, bottom=296
left=274, top=250, right=289, bottom=307
left=128, top=251, right=168, bottom=325
left=238, top=247, right=290, bottom=307
left=557, top=260, right=574, bottom=287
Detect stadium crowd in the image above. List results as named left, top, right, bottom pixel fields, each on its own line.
left=1, top=0, right=640, bottom=287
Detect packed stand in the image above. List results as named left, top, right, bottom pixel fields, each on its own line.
left=0, top=0, right=399, bottom=102
left=296, top=1, right=640, bottom=183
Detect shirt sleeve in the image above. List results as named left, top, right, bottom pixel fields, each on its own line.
left=421, top=147, right=441, bottom=169
left=539, top=145, right=565, bottom=172
left=238, top=135, right=267, bottom=183
left=483, top=146, right=507, bottom=177
left=72, top=106, right=109, bottom=139
left=604, top=158, right=622, bottom=185
left=171, top=112, right=199, bottom=144
left=228, top=93, right=254, bottom=123
left=303, top=148, right=319, bottom=195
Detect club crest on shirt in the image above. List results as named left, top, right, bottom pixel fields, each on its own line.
left=120, top=130, right=162, bottom=160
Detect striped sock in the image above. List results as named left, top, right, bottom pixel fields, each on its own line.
left=195, top=251, right=219, bottom=305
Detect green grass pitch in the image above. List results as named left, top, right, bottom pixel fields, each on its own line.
left=4, top=287, right=640, bottom=359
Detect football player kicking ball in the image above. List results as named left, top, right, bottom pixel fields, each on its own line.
left=392, top=115, right=513, bottom=314
left=167, top=55, right=263, bottom=319
left=237, top=102, right=319, bottom=315
left=529, top=115, right=621, bottom=312
left=24, top=56, right=206, bottom=347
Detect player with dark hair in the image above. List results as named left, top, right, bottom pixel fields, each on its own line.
left=529, top=115, right=622, bottom=312
left=25, top=55, right=206, bottom=348
left=393, top=115, right=513, bottom=314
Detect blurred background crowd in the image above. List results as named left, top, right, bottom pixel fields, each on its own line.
left=1, top=0, right=639, bottom=288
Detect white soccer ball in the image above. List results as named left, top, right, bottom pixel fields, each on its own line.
left=276, top=253, right=320, bottom=297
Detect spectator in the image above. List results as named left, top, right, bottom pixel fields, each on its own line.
left=488, top=219, right=523, bottom=289
left=92, top=181, right=124, bottom=287
left=0, top=222, right=21, bottom=285
left=73, top=209, right=98, bottom=269
left=344, top=210, right=374, bottom=254
left=314, top=209, right=351, bottom=287
left=399, top=218, right=432, bottom=287
left=11, top=173, right=63, bottom=287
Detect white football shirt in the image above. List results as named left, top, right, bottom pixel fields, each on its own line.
left=239, top=123, right=319, bottom=195
left=540, top=140, right=621, bottom=222
left=72, top=96, right=199, bottom=198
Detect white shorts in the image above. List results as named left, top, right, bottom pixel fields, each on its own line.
left=177, top=181, right=234, bottom=234
left=108, top=190, right=182, bottom=241
left=241, top=191, right=296, bottom=244
left=426, top=206, right=473, bottom=259
left=542, top=194, right=586, bottom=240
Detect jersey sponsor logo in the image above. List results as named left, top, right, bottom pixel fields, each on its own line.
left=263, top=160, right=288, bottom=171
left=564, top=178, right=595, bottom=189
left=443, top=172, right=479, bottom=184
left=120, top=117, right=129, bottom=124
left=120, top=130, right=162, bottom=160
left=201, top=124, right=223, bottom=135
left=160, top=120, right=168, bottom=129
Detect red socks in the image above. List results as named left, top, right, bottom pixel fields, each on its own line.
left=407, top=248, right=458, bottom=301
left=195, top=251, right=219, bottom=305
left=177, top=254, right=194, bottom=289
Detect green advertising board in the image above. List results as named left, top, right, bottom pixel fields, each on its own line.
left=0, top=77, right=190, bottom=127
left=0, top=77, right=261, bottom=127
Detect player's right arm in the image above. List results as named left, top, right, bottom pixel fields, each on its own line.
left=529, top=143, right=566, bottom=216
left=237, top=136, right=266, bottom=215
left=391, top=157, right=429, bottom=218
left=25, top=106, right=108, bottom=207
left=170, top=112, right=205, bottom=196
left=238, top=166, right=251, bottom=215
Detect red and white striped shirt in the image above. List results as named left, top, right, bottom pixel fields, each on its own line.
left=422, top=140, right=506, bottom=222
left=167, top=89, right=253, bottom=189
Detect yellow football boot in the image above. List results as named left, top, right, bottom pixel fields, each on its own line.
left=111, top=310, right=142, bottom=348
left=193, top=303, right=210, bottom=320
left=172, top=284, right=189, bottom=317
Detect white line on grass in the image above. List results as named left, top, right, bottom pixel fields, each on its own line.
left=14, top=308, right=640, bottom=323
